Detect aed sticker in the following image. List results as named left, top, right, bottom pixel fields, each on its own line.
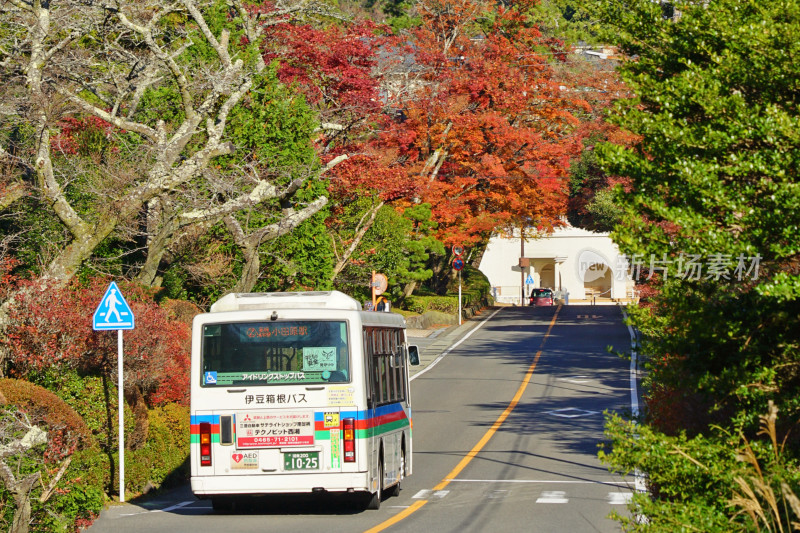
left=231, top=451, right=258, bottom=470
left=327, top=386, right=355, bottom=406
left=323, top=412, right=340, bottom=429
left=330, top=428, right=341, bottom=469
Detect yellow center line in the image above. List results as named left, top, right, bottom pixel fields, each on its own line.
left=364, top=306, right=561, bottom=533
left=433, top=305, right=560, bottom=491
left=363, top=500, right=428, bottom=533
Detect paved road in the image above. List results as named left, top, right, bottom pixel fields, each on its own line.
left=88, top=304, right=638, bottom=533
left=398, top=304, right=636, bottom=533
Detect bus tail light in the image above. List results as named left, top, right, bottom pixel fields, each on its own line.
left=200, top=422, right=212, bottom=466
left=343, top=418, right=355, bottom=463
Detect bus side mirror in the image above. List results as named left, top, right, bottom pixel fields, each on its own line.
left=408, top=345, right=420, bottom=366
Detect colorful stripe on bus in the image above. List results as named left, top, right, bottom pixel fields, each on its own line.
left=190, top=403, right=411, bottom=444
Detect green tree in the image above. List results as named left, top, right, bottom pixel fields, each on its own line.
left=567, top=148, right=624, bottom=232
left=590, top=0, right=800, bottom=529
left=255, top=180, right=335, bottom=293
left=530, top=0, right=603, bottom=45
left=332, top=203, right=444, bottom=303
left=396, top=203, right=446, bottom=298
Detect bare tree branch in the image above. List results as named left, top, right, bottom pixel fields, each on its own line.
left=331, top=200, right=384, bottom=280
left=0, top=0, right=334, bottom=289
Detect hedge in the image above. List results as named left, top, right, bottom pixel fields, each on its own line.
left=0, top=379, right=105, bottom=532
left=124, top=402, right=190, bottom=494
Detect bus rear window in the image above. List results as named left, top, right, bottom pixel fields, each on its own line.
left=201, top=321, right=350, bottom=386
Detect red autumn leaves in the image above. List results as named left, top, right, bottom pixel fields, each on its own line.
left=262, top=0, right=608, bottom=246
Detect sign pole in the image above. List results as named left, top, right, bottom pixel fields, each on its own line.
left=451, top=247, right=465, bottom=324
left=118, top=329, right=125, bottom=503
left=371, top=270, right=376, bottom=309
left=520, top=228, right=525, bottom=306
left=93, top=281, right=134, bottom=504
left=458, top=270, right=462, bottom=326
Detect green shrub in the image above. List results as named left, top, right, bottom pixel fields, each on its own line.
left=0, top=378, right=92, bottom=449
left=600, top=407, right=800, bottom=532
left=405, top=266, right=492, bottom=317
left=124, top=402, right=190, bottom=495
left=41, top=449, right=105, bottom=532
left=0, top=379, right=105, bottom=532
left=405, top=295, right=458, bottom=315
left=23, top=369, right=191, bottom=497
left=24, top=370, right=112, bottom=447
left=403, top=297, right=426, bottom=314
left=460, top=264, right=491, bottom=299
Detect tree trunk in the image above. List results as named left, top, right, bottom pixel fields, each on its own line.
left=402, top=280, right=417, bottom=300
left=42, top=215, right=121, bottom=284
left=224, top=198, right=328, bottom=293
left=135, top=199, right=180, bottom=286
left=0, top=181, right=26, bottom=211
left=10, top=474, right=39, bottom=533
left=0, top=421, right=48, bottom=533
left=430, top=254, right=449, bottom=295
left=232, top=243, right=261, bottom=293
left=331, top=201, right=384, bottom=281
left=469, top=242, right=488, bottom=268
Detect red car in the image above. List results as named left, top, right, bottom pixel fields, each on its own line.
left=529, top=288, right=554, bottom=306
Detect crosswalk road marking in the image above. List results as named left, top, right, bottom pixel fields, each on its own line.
left=413, top=484, right=633, bottom=507
left=412, top=489, right=450, bottom=499
left=534, top=491, right=634, bottom=505
left=608, top=492, right=634, bottom=505
left=536, top=491, right=568, bottom=503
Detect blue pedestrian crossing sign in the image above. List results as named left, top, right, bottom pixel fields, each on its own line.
left=93, top=281, right=135, bottom=330
left=525, top=274, right=535, bottom=285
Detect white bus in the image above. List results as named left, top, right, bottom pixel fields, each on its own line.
left=190, top=291, right=420, bottom=511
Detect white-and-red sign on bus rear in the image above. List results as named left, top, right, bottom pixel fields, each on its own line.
left=236, top=411, right=314, bottom=448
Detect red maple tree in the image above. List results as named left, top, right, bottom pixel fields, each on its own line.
left=316, top=0, right=587, bottom=244
left=370, top=0, right=588, bottom=245
left=261, top=18, right=418, bottom=200
left=255, top=3, right=597, bottom=255
left=3, top=277, right=190, bottom=407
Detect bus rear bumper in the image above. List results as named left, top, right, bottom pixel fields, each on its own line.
left=191, top=472, right=370, bottom=497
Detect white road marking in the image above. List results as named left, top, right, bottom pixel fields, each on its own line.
left=151, top=501, right=195, bottom=513
left=608, top=492, right=633, bottom=505
left=412, top=489, right=450, bottom=499
left=410, top=308, right=503, bottom=381
left=446, top=479, right=634, bottom=487
left=536, top=491, right=568, bottom=504
left=622, top=309, right=648, bottom=496
left=558, top=375, right=592, bottom=384
left=119, top=511, right=148, bottom=517
left=119, top=500, right=196, bottom=517
left=545, top=407, right=599, bottom=418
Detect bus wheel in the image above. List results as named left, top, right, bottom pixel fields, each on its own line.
left=366, top=460, right=383, bottom=510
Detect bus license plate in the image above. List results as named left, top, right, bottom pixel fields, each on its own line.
left=284, top=451, right=319, bottom=471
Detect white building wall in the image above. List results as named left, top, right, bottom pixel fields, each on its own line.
left=478, top=226, right=634, bottom=305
